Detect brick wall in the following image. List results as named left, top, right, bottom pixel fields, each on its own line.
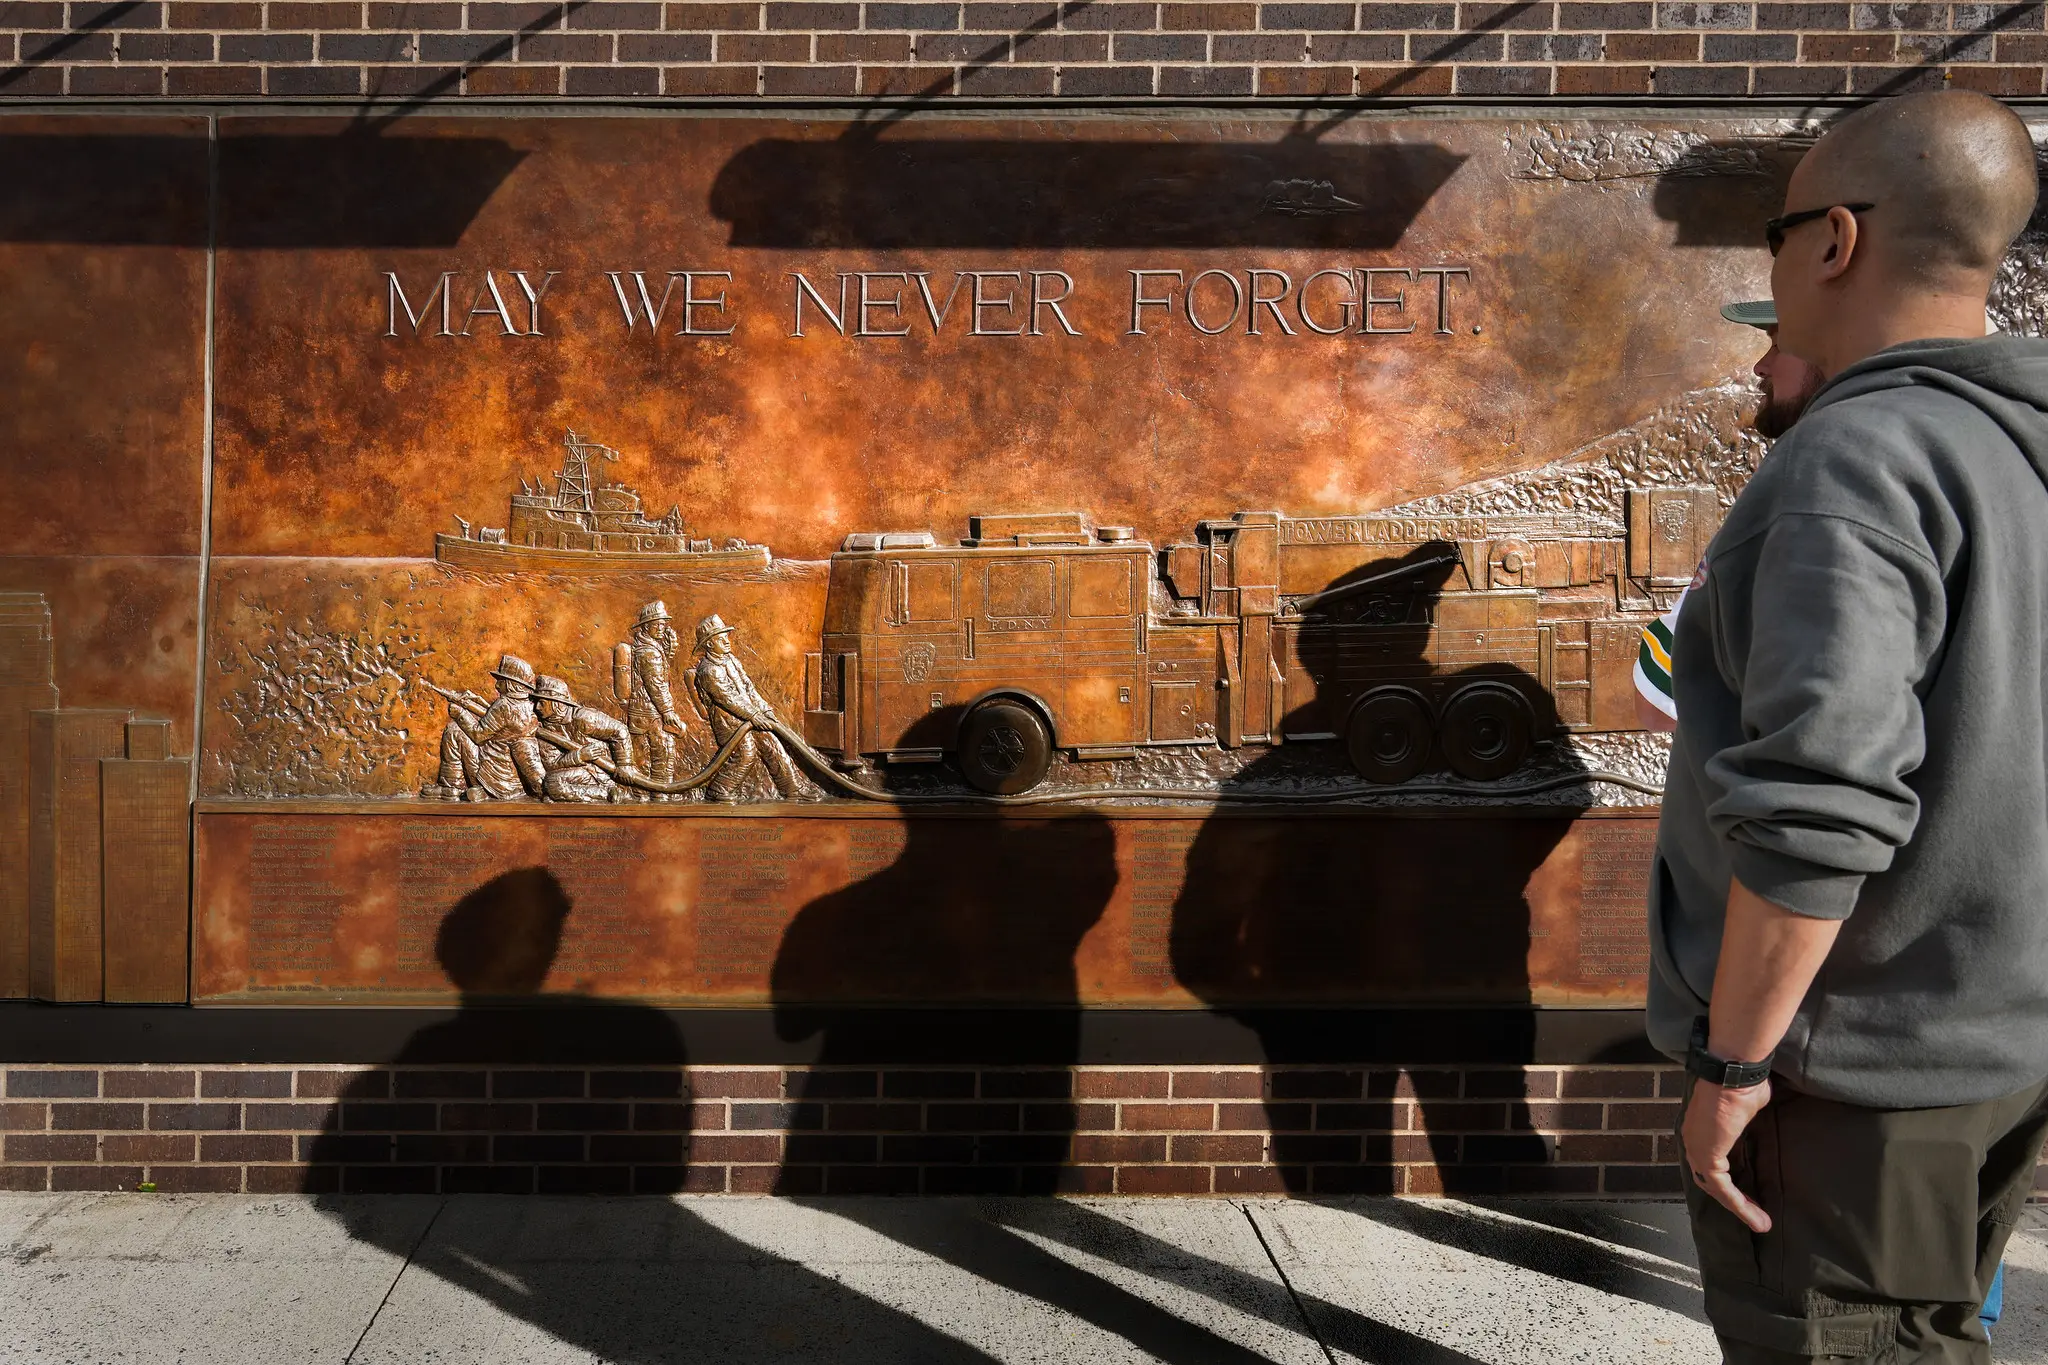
left=0, top=3, right=2041, bottom=102
left=0, top=1061, right=1689, bottom=1196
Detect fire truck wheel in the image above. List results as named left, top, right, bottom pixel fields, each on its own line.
left=1345, top=689, right=1434, bottom=784
left=957, top=700, right=1054, bottom=795
left=1439, top=683, right=1534, bottom=782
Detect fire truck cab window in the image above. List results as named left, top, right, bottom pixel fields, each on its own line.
left=986, top=560, right=1055, bottom=619
left=1069, top=557, right=1133, bottom=618
left=903, top=560, right=959, bottom=622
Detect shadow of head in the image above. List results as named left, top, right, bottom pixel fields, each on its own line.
left=1652, top=136, right=1808, bottom=248
left=436, top=866, right=571, bottom=998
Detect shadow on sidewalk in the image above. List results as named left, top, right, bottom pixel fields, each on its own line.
left=302, top=867, right=995, bottom=1363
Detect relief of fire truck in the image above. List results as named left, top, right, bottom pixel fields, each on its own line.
left=801, top=488, right=1721, bottom=795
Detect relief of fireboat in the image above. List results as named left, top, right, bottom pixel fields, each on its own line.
left=435, top=430, right=770, bottom=574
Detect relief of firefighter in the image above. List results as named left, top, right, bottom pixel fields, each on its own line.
left=417, top=604, right=816, bottom=804
left=211, top=381, right=1755, bottom=803
left=436, top=430, right=769, bottom=573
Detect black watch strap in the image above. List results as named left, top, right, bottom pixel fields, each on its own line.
left=1686, top=1016, right=1773, bottom=1090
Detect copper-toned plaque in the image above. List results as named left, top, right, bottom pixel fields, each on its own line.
left=101, top=756, right=190, bottom=1004
left=0, top=593, right=59, bottom=998
left=29, top=708, right=128, bottom=1001
left=193, top=805, right=1652, bottom=1007
left=46, top=108, right=2037, bottom=1011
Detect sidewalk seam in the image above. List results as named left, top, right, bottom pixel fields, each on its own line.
left=343, top=1196, right=446, bottom=1365
left=1238, top=1201, right=1338, bottom=1365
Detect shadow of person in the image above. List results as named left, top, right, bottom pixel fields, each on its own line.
left=769, top=811, right=1120, bottom=1195
left=1170, top=541, right=1591, bottom=1196
left=305, top=866, right=992, bottom=1364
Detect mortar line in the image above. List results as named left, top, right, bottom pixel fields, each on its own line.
left=343, top=1195, right=445, bottom=1365
left=1240, top=1201, right=1338, bottom=1365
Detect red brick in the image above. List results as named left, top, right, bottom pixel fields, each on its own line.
left=1070, top=1133, right=1167, bottom=1163
left=675, top=1164, right=728, bottom=1192
left=164, top=0, right=261, bottom=22
left=149, top=1104, right=242, bottom=1132
left=1524, top=1102, right=1605, bottom=1131
left=242, top=1103, right=333, bottom=1131
left=470, top=1, right=569, bottom=26
left=1161, top=1071, right=1257, bottom=1100
left=568, top=63, right=661, bottom=91
left=1413, top=1101, right=1505, bottom=1131
left=1949, top=64, right=2044, bottom=95
left=826, top=1103, right=923, bottom=1132
left=666, top=62, right=760, bottom=90
left=0, top=1167, right=49, bottom=1191
left=818, top=31, right=912, bottom=58
left=368, top=2, right=464, bottom=22
left=1218, top=1103, right=1283, bottom=1131
left=1031, top=1102, right=1117, bottom=1131
left=664, top=0, right=763, bottom=23
left=1056, top=1165, right=1116, bottom=1194
left=1555, top=1133, right=1655, bottom=1163
left=1997, top=33, right=2048, bottom=60
left=688, top=1133, right=783, bottom=1162
left=469, top=63, right=564, bottom=91
left=69, top=67, right=167, bottom=95
left=102, top=1134, right=195, bottom=1163
left=270, top=1, right=364, bottom=23
left=1121, top=1103, right=1215, bottom=1132
left=7, top=1133, right=95, bottom=1162
left=1803, top=31, right=1894, bottom=60
left=1466, top=1069, right=1558, bottom=1099
left=1560, top=1069, right=1656, bottom=1099
left=1606, top=1163, right=1685, bottom=1195
left=1076, top=1071, right=1169, bottom=1100
left=51, top=1103, right=143, bottom=1132
left=53, top=1165, right=142, bottom=1192
left=0, top=1104, right=47, bottom=1131
left=293, top=1070, right=382, bottom=1100
left=169, top=65, right=264, bottom=94
left=715, top=30, right=807, bottom=57
left=201, top=1134, right=295, bottom=1163
left=1118, top=1164, right=1213, bottom=1194
left=1215, top=1164, right=1293, bottom=1194
left=730, top=1164, right=789, bottom=1193
left=1164, top=0, right=1256, bottom=22
left=1170, top=1133, right=1266, bottom=1163
left=102, top=1070, right=195, bottom=1100
left=247, top=1165, right=326, bottom=1194
left=201, top=1072, right=293, bottom=1100
left=146, top=1166, right=243, bottom=1194
left=1606, top=1101, right=1682, bottom=1130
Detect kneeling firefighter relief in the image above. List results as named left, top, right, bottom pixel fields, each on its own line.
left=18, top=109, right=1935, bottom=1003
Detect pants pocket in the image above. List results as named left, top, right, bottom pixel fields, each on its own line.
left=1680, top=1077, right=1763, bottom=1288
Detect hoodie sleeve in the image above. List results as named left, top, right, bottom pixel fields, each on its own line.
left=1697, top=510, right=1947, bottom=919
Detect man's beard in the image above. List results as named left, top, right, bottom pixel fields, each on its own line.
left=1755, top=372, right=1824, bottom=438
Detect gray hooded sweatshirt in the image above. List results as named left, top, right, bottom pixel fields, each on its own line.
left=1650, top=335, right=2048, bottom=1108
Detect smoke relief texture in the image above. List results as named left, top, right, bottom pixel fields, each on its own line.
left=0, top=3, right=2042, bottom=101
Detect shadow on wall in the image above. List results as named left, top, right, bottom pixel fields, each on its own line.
left=768, top=810, right=1119, bottom=1195
left=1170, top=544, right=1586, bottom=1195
left=709, top=138, right=1466, bottom=249
left=0, top=133, right=524, bottom=248
left=302, top=865, right=995, bottom=1363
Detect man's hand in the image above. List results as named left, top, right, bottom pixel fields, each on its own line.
left=1683, top=1078, right=1774, bottom=1233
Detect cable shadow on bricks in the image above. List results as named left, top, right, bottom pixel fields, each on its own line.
left=1169, top=543, right=1584, bottom=1197
left=768, top=811, right=1119, bottom=1196
left=302, top=865, right=995, bottom=1364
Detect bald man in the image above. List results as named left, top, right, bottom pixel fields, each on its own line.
left=1653, top=91, right=2048, bottom=1364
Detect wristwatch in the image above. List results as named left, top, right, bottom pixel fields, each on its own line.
left=1685, top=1016, right=1773, bottom=1090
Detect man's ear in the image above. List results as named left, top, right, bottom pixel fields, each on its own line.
left=1818, top=205, right=1860, bottom=281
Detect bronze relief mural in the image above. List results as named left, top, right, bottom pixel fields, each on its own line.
left=10, top=107, right=1968, bottom=1007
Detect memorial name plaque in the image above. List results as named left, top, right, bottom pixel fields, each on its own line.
left=33, top=107, right=2036, bottom=1010
left=194, top=806, right=1653, bottom=1007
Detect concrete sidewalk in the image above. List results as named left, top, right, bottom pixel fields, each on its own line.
left=4, top=1195, right=2047, bottom=1364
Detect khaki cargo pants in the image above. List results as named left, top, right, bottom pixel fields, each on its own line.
left=1681, top=1074, right=2048, bottom=1364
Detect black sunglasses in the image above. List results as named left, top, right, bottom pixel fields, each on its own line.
left=1765, top=203, right=1875, bottom=256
